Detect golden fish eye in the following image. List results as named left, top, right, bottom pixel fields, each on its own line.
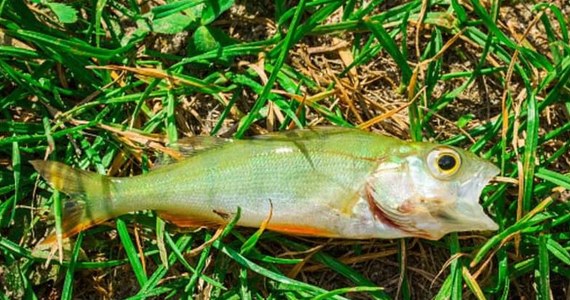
left=427, top=148, right=462, bottom=178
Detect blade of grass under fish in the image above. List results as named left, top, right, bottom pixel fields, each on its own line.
left=239, top=267, right=251, bottom=300
left=156, top=217, right=168, bottom=268
left=212, top=240, right=347, bottom=300
left=5, top=29, right=122, bottom=60
left=312, top=286, right=385, bottom=300
left=277, top=238, right=390, bottom=300
left=0, top=235, right=163, bottom=269
left=450, top=0, right=468, bottom=25
left=488, top=246, right=510, bottom=295
left=342, top=0, right=356, bottom=20
left=0, top=46, right=40, bottom=59
left=240, top=222, right=268, bottom=256
left=448, top=233, right=462, bottom=300
left=0, top=60, right=47, bottom=100
left=546, top=238, right=570, bottom=266
left=116, top=218, right=148, bottom=286
left=0, top=196, right=16, bottom=228
left=471, top=196, right=556, bottom=267
left=61, top=233, right=84, bottom=300
left=10, top=141, right=20, bottom=224
left=185, top=208, right=241, bottom=295
left=397, top=239, right=410, bottom=300
left=350, top=0, right=385, bottom=20
left=541, top=120, right=570, bottom=143
left=461, top=266, right=485, bottom=300
left=52, top=189, right=64, bottom=263
left=522, top=91, right=539, bottom=213
left=235, top=0, right=306, bottom=137
left=184, top=231, right=215, bottom=295
left=135, top=235, right=193, bottom=297
left=535, top=169, right=570, bottom=190
left=93, top=0, right=108, bottom=47
left=537, top=235, right=551, bottom=299
left=433, top=274, right=452, bottom=300
left=173, top=39, right=276, bottom=67
left=163, top=233, right=225, bottom=290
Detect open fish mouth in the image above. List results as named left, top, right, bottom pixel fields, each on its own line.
left=426, top=162, right=500, bottom=237
left=449, top=163, right=500, bottom=231
left=365, top=161, right=500, bottom=240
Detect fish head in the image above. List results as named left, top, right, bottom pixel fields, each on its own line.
left=367, top=143, right=499, bottom=240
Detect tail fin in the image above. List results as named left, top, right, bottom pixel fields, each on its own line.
left=31, top=160, right=117, bottom=244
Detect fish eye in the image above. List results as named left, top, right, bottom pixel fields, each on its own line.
left=427, top=147, right=462, bottom=179
left=437, top=154, right=457, bottom=171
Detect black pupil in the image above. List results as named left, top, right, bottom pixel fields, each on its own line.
left=438, top=155, right=456, bottom=171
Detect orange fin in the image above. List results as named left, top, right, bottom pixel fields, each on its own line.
left=267, top=224, right=336, bottom=237
left=31, top=160, right=117, bottom=245
left=42, top=218, right=109, bottom=245
left=158, top=211, right=222, bottom=228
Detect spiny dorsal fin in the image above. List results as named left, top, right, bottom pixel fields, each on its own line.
left=174, top=136, right=232, bottom=155
left=250, top=126, right=360, bottom=141
left=154, top=136, right=232, bottom=167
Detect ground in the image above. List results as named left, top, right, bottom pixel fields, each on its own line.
left=1, top=0, right=569, bottom=299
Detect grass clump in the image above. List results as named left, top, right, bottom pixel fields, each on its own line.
left=1, top=0, right=570, bottom=299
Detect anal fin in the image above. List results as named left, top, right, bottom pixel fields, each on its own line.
left=158, top=211, right=222, bottom=228
left=267, top=224, right=337, bottom=237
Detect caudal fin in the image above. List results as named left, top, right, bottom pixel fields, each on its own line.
left=31, top=160, right=117, bottom=244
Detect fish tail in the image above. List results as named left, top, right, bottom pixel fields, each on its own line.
left=31, top=160, right=118, bottom=244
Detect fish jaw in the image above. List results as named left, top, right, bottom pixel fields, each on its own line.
left=433, top=160, right=500, bottom=235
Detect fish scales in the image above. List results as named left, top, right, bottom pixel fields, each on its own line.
left=115, top=132, right=393, bottom=234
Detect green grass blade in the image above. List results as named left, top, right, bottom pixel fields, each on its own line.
left=61, top=233, right=84, bottom=300
left=235, top=0, right=306, bottom=137
left=116, top=218, right=148, bottom=287
left=522, top=91, right=539, bottom=213
left=535, top=168, right=570, bottom=190
left=537, top=235, right=551, bottom=299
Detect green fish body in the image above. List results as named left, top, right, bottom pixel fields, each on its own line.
left=32, top=127, right=499, bottom=243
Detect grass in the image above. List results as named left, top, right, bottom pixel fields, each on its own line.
left=1, top=0, right=570, bottom=298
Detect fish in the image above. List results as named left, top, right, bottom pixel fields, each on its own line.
left=31, top=127, right=499, bottom=244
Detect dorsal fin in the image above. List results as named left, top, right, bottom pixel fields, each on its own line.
left=154, top=136, right=232, bottom=167
left=174, top=136, right=232, bottom=155
left=250, top=126, right=359, bottom=141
